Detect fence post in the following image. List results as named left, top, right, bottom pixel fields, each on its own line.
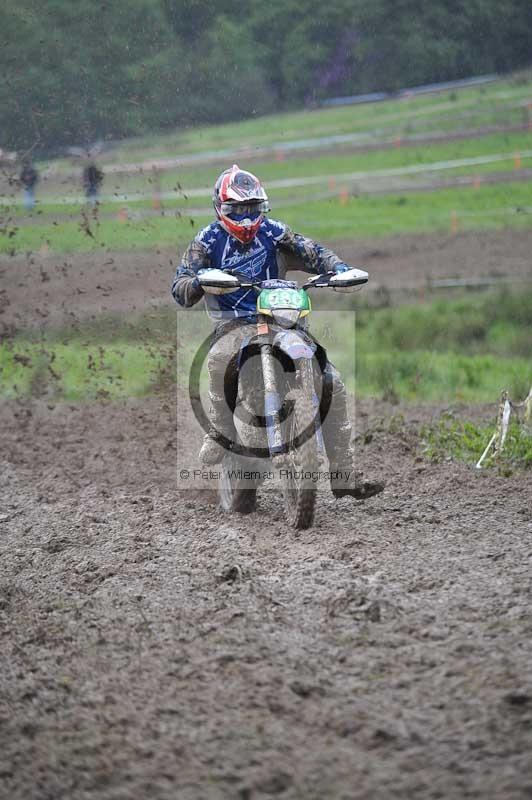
left=494, top=390, right=511, bottom=458
left=450, top=210, right=458, bottom=233
left=524, top=386, right=532, bottom=433
left=476, top=387, right=531, bottom=468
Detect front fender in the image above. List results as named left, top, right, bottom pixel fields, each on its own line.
left=273, top=329, right=317, bottom=360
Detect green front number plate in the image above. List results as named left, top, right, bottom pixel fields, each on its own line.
left=257, top=288, right=310, bottom=313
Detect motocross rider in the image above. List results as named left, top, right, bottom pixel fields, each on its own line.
left=172, top=164, right=384, bottom=499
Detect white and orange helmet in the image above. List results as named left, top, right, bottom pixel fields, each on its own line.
left=213, top=164, right=269, bottom=243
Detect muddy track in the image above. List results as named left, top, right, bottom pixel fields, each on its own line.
left=1, top=230, right=532, bottom=798
left=1, top=392, right=531, bottom=799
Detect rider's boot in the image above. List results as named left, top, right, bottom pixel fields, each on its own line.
left=329, top=462, right=385, bottom=499
left=199, top=431, right=227, bottom=466
left=199, top=403, right=237, bottom=465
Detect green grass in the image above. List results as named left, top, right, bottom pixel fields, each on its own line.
left=13, top=128, right=532, bottom=204
left=1, top=289, right=530, bottom=406
left=124, top=77, right=532, bottom=160
left=0, top=340, right=176, bottom=401
left=353, top=350, right=530, bottom=403
left=351, top=288, right=532, bottom=402
left=96, top=129, right=532, bottom=195
left=1, top=333, right=527, bottom=407
left=0, top=213, right=195, bottom=254
left=0, top=305, right=178, bottom=401
left=325, top=288, right=532, bottom=402
left=39, top=72, right=532, bottom=167
left=3, top=181, right=532, bottom=254
left=356, top=289, right=532, bottom=358
left=280, top=182, right=532, bottom=239
left=421, top=414, right=532, bottom=472
left=1, top=326, right=527, bottom=405
left=4, top=76, right=531, bottom=206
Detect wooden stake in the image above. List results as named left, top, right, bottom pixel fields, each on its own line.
left=523, top=386, right=532, bottom=432
left=450, top=209, right=458, bottom=233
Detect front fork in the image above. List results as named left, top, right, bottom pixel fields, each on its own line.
left=260, top=340, right=284, bottom=456
left=260, top=338, right=324, bottom=458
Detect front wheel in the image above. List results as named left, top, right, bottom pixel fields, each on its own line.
left=281, top=389, right=318, bottom=529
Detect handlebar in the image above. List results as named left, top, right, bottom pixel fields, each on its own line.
left=224, top=268, right=369, bottom=290
left=197, top=267, right=369, bottom=294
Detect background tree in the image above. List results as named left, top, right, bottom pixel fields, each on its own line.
left=1, top=0, right=531, bottom=154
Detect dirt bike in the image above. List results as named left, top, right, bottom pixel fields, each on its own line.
left=197, top=267, right=368, bottom=529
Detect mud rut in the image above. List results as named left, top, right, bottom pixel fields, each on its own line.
left=1, top=232, right=532, bottom=799
left=2, top=230, right=532, bottom=332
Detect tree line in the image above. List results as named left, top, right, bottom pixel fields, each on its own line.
left=2, top=0, right=532, bottom=154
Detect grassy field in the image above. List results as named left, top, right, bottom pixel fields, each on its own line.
left=6, top=128, right=531, bottom=207
left=122, top=129, right=532, bottom=191
left=3, top=180, right=532, bottom=255
left=33, top=72, right=532, bottom=168
left=339, top=288, right=532, bottom=403
left=2, top=289, right=530, bottom=405
left=2, top=71, right=531, bottom=206
left=79, top=129, right=532, bottom=194
left=2, top=74, right=531, bottom=257
left=2, top=286, right=530, bottom=470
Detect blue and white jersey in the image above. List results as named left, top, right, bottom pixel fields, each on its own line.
left=172, top=217, right=344, bottom=321
left=196, top=218, right=285, bottom=319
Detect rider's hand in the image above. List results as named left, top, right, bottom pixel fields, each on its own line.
left=333, top=262, right=350, bottom=274
left=193, top=270, right=209, bottom=293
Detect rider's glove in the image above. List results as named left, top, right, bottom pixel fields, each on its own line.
left=333, top=262, right=350, bottom=274
left=193, top=270, right=211, bottom=292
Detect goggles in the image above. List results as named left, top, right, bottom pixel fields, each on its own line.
left=220, top=201, right=269, bottom=219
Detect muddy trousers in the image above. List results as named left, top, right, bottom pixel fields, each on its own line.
left=206, top=321, right=354, bottom=466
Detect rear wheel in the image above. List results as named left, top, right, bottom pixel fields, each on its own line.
left=281, top=389, right=317, bottom=529
left=219, top=455, right=257, bottom=514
